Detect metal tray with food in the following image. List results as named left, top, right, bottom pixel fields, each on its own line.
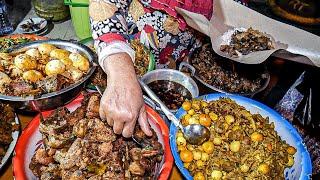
left=179, top=45, right=270, bottom=97
left=0, top=104, right=20, bottom=170
left=0, top=40, right=97, bottom=111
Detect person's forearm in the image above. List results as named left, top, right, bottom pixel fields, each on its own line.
left=103, top=53, right=137, bottom=81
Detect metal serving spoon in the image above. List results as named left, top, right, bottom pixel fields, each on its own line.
left=138, top=80, right=210, bottom=145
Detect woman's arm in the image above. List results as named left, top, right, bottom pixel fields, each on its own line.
left=89, top=0, right=152, bottom=137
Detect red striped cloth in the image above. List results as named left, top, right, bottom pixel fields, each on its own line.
left=145, top=0, right=213, bottom=30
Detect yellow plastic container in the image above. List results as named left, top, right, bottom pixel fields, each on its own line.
left=64, top=0, right=91, bottom=40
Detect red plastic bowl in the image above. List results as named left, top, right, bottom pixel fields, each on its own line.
left=13, top=94, right=173, bottom=180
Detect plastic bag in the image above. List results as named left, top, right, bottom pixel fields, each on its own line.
left=275, top=70, right=320, bottom=175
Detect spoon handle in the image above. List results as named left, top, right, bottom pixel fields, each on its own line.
left=138, top=79, right=184, bottom=130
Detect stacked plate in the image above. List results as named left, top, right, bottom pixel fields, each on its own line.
left=16, top=18, right=48, bottom=35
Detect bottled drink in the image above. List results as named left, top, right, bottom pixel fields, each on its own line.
left=0, top=0, right=13, bottom=35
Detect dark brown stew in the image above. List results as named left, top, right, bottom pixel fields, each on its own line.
left=148, top=80, right=192, bottom=110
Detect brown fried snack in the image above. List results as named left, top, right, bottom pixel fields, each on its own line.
left=30, top=93, right=163, bottom=180
left=220, top=27, right=274, bottom=57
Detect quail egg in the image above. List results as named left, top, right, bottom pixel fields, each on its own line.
left=60, top=58, right=73, bottom=69
left=69, top=68, right=83, bottom=81
left=50, top=49, right=70, bottom=60
left=45, top=60, right=66, bottom=76
left=10, top=66, right=23, bottom=77
left=38, top=44, right=56, bottom=55
left=69, top=53, right=90, bottom=72
left=25, top=48, right=41, bottom=59
left=14, top=54, right=37, bottom=71
left=23, top=70, right=43, bottom=82
left=0, top=72, right=11, bottom=87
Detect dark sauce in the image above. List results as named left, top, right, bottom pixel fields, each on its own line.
left=148, top=80, right=192, bottom=110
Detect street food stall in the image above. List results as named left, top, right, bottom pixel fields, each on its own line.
left=1, top=0, right=320, bottom=179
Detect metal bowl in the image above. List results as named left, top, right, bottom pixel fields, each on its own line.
left=179, top=62, right=270, bottom=97
left=0, top=40, right=97, bottom=112
left=141, top=69, right=199, bottom=112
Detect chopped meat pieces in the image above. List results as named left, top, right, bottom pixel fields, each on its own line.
left=30, top=94, right=163, bottom=179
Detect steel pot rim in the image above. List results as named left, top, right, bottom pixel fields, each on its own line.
left=0, top=39, right=97, bottom=102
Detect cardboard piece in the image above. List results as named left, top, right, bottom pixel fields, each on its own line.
left=176, top=0, right=320, bottom=67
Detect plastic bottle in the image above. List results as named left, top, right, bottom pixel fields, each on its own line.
left=0, top=0, right=13, bottom=35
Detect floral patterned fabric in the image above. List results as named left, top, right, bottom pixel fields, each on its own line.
left=89, top=0, right=248, bottom=69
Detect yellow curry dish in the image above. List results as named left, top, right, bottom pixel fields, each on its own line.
left=176, top=98, right=296, bottom=180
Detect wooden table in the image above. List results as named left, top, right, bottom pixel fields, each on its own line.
left=0, top=114, right=183, bottom=180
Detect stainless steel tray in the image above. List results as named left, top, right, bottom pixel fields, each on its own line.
left=179, top=62, right=270, bottom=97
left=0, top=39, right=97, bottom=112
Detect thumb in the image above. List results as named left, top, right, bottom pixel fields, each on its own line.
left=138, top=106, right=152, bottom=136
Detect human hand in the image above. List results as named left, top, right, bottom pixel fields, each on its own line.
left=99, top=53, right=152, bottom=137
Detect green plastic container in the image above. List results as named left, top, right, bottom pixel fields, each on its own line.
left=64, top=0, right=91, bottom=40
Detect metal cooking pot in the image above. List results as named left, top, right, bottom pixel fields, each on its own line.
left=141, top=69, right=199, bottom=113
left=0, top=40, right=97, bottom=112
left=179, top=62, right=270, bottom=97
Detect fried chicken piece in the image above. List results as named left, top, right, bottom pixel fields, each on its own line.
left=61, top=167, right=85, bottom=180
left=86, top=94, right=100, bottom=118
left=34, top=147, right=54, bottom=165
left=73, top=119, right=88, bottom=138
left=39, top=163, right=61, bottom=180
left=103, top=153, right=125, bottom=179
left=67, top=107, right=86, bottom=126
left=85, top=118, right=116, bottom=143
left=69, top=170, right=86, bottom=180
left=99, top=142, right=113, bottom=157
left=39, top=107, right=70, bottom=135
left=129, top=161, right=145, bottom=176
left=53, top=148, right=68, bottom=164
left=0, top=127, right=12, bottom=144
left=67, top=94, right=90, bottom=125
left=29, top=156, right=43, bottom=177
left=59, top=138, right=82, bottom=170
left=130, top=148, right=142, bottom=161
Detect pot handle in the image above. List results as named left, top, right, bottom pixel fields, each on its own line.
left=179, top=62, right=196, bottom=76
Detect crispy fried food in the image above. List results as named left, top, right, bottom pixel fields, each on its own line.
left=0, top=104, right=18, bottom=162
left=220, top=27, right=274, bottom=57
left=31, top=94, right=163, bottom=179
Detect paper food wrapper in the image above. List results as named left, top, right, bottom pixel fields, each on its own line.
left=176, top=0, right=320, bottom=67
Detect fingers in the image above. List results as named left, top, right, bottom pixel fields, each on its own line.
left=99, top=102, right=107, bottom=121
left=113, top=119, right=124, bottom=135
left=138, top=106, right=153, bottom=136
left=122, top=117, right=136, bottom=138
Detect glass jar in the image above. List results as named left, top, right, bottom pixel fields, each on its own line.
left=32, top=0, right=70, bottom=21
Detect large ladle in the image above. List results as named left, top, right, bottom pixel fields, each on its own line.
left=139, top=79, right=210, bottom=145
